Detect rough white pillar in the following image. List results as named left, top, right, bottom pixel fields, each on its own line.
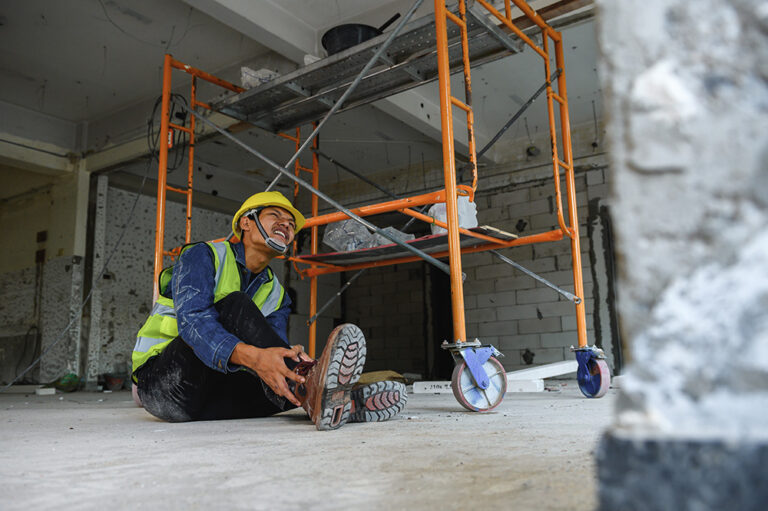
left=86, top=174, right=109, bottom=388
left=595, top=0, right=768, bottom=508
left=70, top=165, right=89, bottom=376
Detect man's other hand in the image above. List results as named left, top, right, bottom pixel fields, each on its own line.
left=290, top=344, right=313, bottom=363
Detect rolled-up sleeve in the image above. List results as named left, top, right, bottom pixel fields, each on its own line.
left=172, top=244, right=241, bottom=373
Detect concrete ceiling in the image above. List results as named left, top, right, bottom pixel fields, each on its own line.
left=0, top=0, right=269, bottom=122
left=0, top=0, right=601, bottom=204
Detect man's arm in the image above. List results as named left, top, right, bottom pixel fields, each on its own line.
left=172, top=243, right=242, bottom=372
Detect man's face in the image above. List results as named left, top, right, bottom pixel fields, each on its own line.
left=241, top=206, right=296, bottom=247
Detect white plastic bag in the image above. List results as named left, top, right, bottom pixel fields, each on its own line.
left=323, top=219, right=377, bottom=252
left=427, top=196, right=478, bottom=235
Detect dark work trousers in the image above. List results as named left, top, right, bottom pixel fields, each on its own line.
left=136, top=292, right=297, bottom=422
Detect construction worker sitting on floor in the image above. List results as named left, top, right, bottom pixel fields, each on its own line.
left=131, top=191, right=406, bottom=430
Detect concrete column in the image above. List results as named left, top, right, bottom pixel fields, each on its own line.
left=70, top=164, right=89, bottom=376
left=85, top=174, right=108, bottom=388
left=596, top=0, right=768, bottom=509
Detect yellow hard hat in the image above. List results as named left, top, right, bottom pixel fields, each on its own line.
left=231, top=191, right=306, bottom=238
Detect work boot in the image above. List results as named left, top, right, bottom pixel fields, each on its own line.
left=349, top=380, right=408, bottom=423
left=295, top=323, right=366, bottom=431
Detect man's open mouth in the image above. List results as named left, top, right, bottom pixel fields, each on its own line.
left=272, top=228, right=289, bottom=242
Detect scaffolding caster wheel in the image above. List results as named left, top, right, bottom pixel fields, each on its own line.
left=573, top=345, right=610, bottom=398
left=443, top=341, right=507, bottom=412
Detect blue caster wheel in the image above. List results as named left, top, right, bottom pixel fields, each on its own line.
left=575, top=348, right=610, bottom=398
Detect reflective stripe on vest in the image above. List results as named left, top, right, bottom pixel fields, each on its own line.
left=132, top=242, right=284, bottom=378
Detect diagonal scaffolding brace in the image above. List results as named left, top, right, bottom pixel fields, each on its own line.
left=490, top=249, right=580, bottom=303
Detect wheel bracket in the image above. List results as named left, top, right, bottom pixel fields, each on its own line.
left=442, top=340, right=503, bottom=390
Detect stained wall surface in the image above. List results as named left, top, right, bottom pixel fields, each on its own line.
left=0, top=167, right=84, bottom=383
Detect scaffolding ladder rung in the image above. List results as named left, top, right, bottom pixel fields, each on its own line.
left=551, top=92, right=565, bottom=104
left=166, top=185, right=190, bottom=194
left=445, top=10, right=466, bottom=28
left=278, top=132, right=299, bottom=143
left=297, top=165, right=315, bottom=173
left=451, top=96, right=471, bottom=112
left=169, top=122, right=193, bottom=134
left=558, top=159, right=572, bottom=171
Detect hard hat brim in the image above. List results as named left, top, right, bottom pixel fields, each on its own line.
left=232, top=192, right=306, bottom=239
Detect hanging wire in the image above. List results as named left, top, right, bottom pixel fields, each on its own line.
left=147, top=94, right=189, bottom=171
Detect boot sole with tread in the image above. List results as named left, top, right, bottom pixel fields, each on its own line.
left=315, top=324, right=366, bottom=430
left=350, top=380, right=407, bottom=423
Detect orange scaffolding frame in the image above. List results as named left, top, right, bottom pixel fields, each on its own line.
left=151, top=0, right=589, bottom=360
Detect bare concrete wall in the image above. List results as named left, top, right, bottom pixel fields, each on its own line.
left=0, top=167, right=87, bottom=383
left=0, top=167, right=81, bottom=271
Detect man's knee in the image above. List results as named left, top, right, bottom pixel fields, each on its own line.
left=135, top=353, right=203, bottom=422
left=215, top=292, right=267, bottom=333
left=214, top=291, right=252, bottom=313
left=138, top=383, right=194, bottom=422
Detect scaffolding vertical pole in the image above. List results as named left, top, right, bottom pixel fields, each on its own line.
left=542, top=34, right=570, bottom=235
left=184, top=77, right=197, bottom=244
left=555, top=36, right=588, bottom=349
left=434, top=0, right=468, bottom=343
left=288, top=125, right=321, bottom=357
left=293, top=128, right=302, bottom=202
left=153, top=54, right=173, bottom=302
left=309, top=128, right=320, bottom=357
left=457, top=0, right=479, bottom=192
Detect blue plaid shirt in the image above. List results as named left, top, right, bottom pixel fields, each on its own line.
left=166, top=241, right=291, bottom=373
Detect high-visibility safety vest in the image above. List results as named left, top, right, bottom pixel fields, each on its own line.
left=132, top=241, right=285, bottom=379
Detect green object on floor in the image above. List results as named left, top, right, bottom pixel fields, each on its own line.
left=51, top=373, right=79, bottom=392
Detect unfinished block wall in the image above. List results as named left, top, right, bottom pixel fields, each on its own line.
left=463, top=165, right=612, bottom=371
left=344, top=262, right=427, bottom=375
left=341, top=132, right=617, bottom=377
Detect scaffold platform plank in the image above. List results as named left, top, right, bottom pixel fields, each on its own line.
left=296, top=225, right=517, bottom=266
left=210, top=8, right=525, bottom=133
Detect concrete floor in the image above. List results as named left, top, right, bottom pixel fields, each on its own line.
left=1, top=381, right=614, bottom=510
